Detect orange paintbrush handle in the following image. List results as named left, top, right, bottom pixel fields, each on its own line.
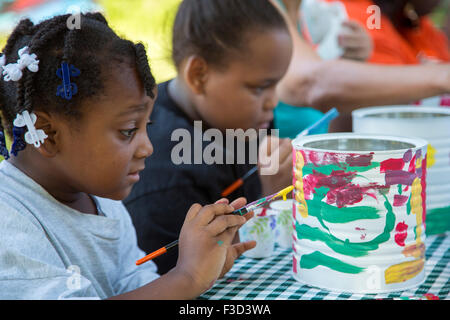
left=221, top=179, right=244, bottom=197
left=136, top=247, right=167, bottom=266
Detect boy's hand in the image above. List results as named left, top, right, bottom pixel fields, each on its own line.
left=258, top=135, right=293, bottom=196
left=175, top=198, right=254, bottom=295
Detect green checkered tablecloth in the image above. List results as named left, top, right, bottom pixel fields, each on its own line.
left=200, top=233, right=449, bottom=300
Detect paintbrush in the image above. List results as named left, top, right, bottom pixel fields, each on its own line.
left=135, top=185, right=294, bottom=266
left=296, top=107, right=339, bottom=138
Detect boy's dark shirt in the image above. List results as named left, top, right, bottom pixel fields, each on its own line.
left=124, top=80, right=263, bottom=274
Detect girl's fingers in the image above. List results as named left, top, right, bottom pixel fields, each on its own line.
left=229, top=197, right=247, bottom=211
left=197, top=203, right=235, bottom=225
left=241, top=210, right=254, bottom=223
left=215, top=198, right=230, bottom=205
left=231, top=241, right=257, bottom=259
left=206, top=214, right=246, bottom=236
left=184, top=203, right=203, bottom=222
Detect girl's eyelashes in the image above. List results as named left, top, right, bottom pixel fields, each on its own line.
left=120, top=121, right=153, bottom=139
left=120, top=128, right=139, bottom=139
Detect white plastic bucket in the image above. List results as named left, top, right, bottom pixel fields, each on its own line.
left=268, top=199, right=295, bottom=248
left=353, top=106, right=450, bottom=235
left=239, top=209, right=276, bottom=258
left=292, top=133, right=428, bottom=293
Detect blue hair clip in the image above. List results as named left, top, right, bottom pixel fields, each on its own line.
left=0, top=130, right=9, bottom=160
left=10, top=126, right=27, bottom=157
left=56, top=62, right=80, bottom=100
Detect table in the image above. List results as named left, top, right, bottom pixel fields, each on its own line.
left=200, top=233, right=449, bottom=300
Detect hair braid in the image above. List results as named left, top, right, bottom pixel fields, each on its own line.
left=134, top=43, right=156, bottom=99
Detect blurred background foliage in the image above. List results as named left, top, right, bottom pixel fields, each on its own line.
left=0, top=0, right=449, bottom=162
left=0, top=0, right=449, bottom=83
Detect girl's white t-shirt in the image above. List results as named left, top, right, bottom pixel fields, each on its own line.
left=0, top=160, right=159, bottom=299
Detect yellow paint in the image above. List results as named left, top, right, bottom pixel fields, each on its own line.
left=402, top=243, right=425, bottom=259
left=411, top=177, right=424, bottom=243
left=295, top=151, right=304, bottom=169
left=276, top=185, right=294, bottom=201
left=384, top=258, right=425, bottom=284
left=294, top=151, right=308, bottom=218
left=426, top=144, right=436, bottom=168
left=385, top=170, right=426, bottom=284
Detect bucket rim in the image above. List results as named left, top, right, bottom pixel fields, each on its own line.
left=292, top=133, right=428, bottom=154
left=352, top=106, right=450, bottom=118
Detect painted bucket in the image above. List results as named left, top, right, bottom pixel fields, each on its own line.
left=292, top=133, right=428, bottom=293
left=352, top=106, right=450, bottom=235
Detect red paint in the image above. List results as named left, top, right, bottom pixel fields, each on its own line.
left=396, top=221, right=408, bottom=232
left=304, top=169, right=384, bottom=208
left=380, top=158, right=404, bottom=173
left=408, top=154, right=417, bottom=173
left=345, top=153, right=374, bottom=167
left=292, top=201, right=296, bottom=220
left=293, top=256, right=297, bottom=274
left=403, top=149, right=413, bottom=162
left=258, top=208, right=267, bottom=217
left=393, top=194, right=409, bottom=207
left=356, top=227, right=367, bottom=240
left=395, top=221, right=408, bottom=246
left=307, top=151, right=346, bottom=168
left=385, top=170, right=417, bottom=186
left=424, top=293, right=439, bottom=300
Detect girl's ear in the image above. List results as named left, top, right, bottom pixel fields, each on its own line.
left=183, top=55, right=209, bottom=95
left=33, top=111, right=60, bottom=158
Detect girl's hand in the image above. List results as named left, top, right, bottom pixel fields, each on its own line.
left=338, top=20, right=373, bottom=61
left=258, top=135, right=293, bottom=196
left=174, top=199, right=251, bottom=295
left=214, top=197, right=256, bottom=278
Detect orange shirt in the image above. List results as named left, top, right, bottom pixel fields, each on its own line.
left=325, top=0, right=450, bottom=64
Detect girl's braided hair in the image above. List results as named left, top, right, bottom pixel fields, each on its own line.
left=0, top=12, right=156, bottom=138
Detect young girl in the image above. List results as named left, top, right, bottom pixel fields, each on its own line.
left=0, top=13, right=254, bottom=299
left=125, top=0, right=294, bottom=275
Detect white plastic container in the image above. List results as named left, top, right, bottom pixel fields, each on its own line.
left=292, top=133, right=428, bottom=293
left=268, top=200, right=295, bottom=248
left=239, top=209, right=276, bottom=259
left=353, top=106, right=450, bottom=235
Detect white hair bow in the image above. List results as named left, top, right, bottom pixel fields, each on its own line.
left=2, top=46, right=39, bottom=82
left=0, top=54, right=5, bottom=74
left=13, top=111, right=48, bottom=148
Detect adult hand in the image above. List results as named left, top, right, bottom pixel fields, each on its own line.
left=338, top=20, right=373, bottom=61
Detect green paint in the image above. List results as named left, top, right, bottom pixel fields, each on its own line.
left=295, top=158, right=396, bottom=274
left=426, top=206, right=450, bottom=235
left=302, top=162, right=380, bottom=176
left=307, top=199, right=381, bottom=224
left=300, top=251, right=365, bottom=274
left=217, top=240, right=224, bottom=246
left=296, top=223, right=369, bottom=257
left=398, top=184, right=402, bottom=195
left=295, top=193, right=395, bottom=258
left=406, top=194, right=411, bottom=216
